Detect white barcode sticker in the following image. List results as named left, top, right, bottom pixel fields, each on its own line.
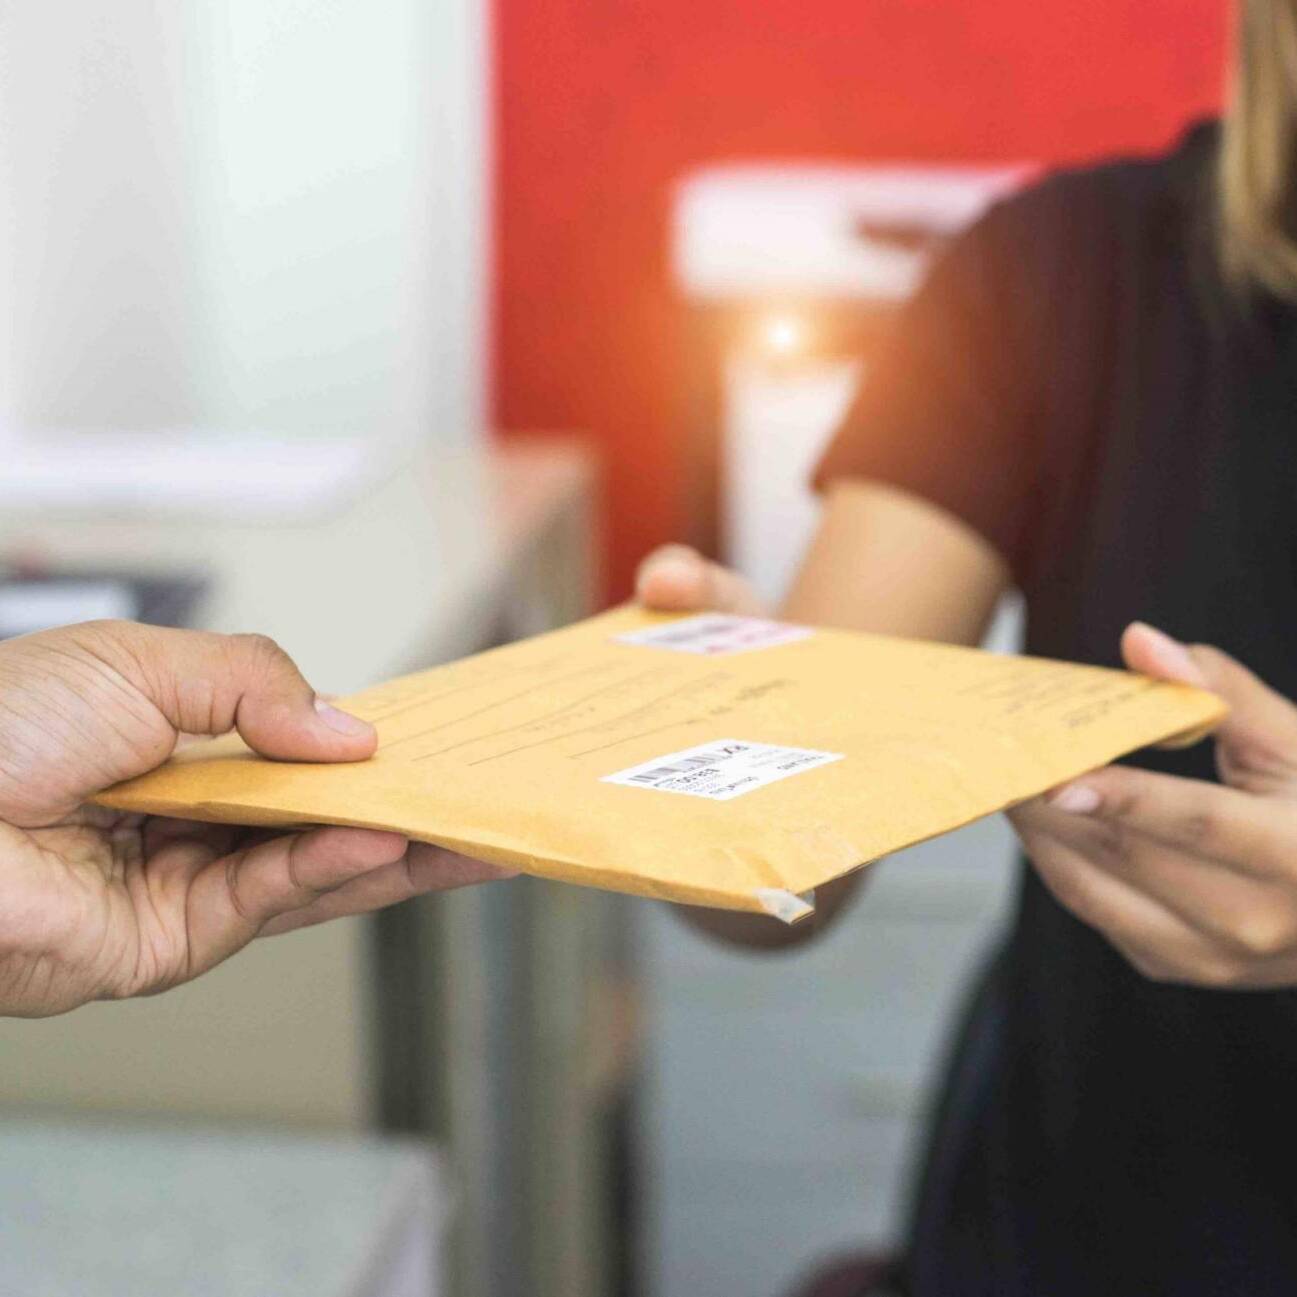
left=602, top=739, right=842, bottom=801
left=615, top=614, right=813, bottom=656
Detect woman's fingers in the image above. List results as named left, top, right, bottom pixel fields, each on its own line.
left=1016, top=792, right=1297, bottom=963
left=1011, top=806, right=1232, bottom=983
left=258, top=842, right=516, bottom=936
left=635, top=544, right=766, bottom=615
left=1122, top=623, right=1297, bottom=790
left=635, top=544, right=712, bottom=609
left=1041, top=765, right=1289, bottom=880
left=1120, top=622, right=1210, bottom=687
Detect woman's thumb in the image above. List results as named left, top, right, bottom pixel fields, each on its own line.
left=635, top=544, right=765, bottom=615
left=1122, top=622, right=1297, bottom=785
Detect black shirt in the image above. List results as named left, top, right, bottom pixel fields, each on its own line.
left=816, top=124, right=1297, bottom=1296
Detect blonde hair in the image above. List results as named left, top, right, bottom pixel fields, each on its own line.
left=1218, top=0, right=1297, bottom=297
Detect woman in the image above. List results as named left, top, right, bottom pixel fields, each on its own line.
left=638, top=3, right=1297, bottom=1292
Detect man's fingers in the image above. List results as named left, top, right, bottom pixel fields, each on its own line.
left=73, top=621, right=377, bottom=764
left=635, top=545, right=766, bottom=615
left=258, top=843, right=516, bottom=936
left=142, top=816, right=243, bottom=859
left=403, top=841, right=518, bottom=888
left=1042, top=765, right=1287, bottom=879
left=184, top=826, right=408, bottom=971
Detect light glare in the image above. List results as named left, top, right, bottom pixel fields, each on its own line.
left=763, top=315, right=804, bottom=356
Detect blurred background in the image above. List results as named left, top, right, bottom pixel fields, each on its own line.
left=0, top=2, right=1224, bottom=1295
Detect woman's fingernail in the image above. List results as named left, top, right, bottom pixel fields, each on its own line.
left=313, top=697, right=374, bottom=737
left=1129, top=622, right=1208, bottom=687
left=1048, top=783, right=1102, bottom=814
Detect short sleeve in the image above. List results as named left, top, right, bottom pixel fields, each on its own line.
left=813, top=197, right=1047, bottom=583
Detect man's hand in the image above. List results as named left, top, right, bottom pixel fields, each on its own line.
left=0, top=621, right=511, bottom=1017
left=1012, top=622, right=1297, bottom=988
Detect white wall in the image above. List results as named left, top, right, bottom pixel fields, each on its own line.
left=0, top=3, right=196, bottom=430
left=0, top=0, right=486, bottom=444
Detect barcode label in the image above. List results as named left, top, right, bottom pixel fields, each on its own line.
left=603, top=739, right=842, bottom=801
left=615, top=614, right=813, bottom=656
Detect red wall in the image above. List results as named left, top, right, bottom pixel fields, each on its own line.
left=492, top=0, right=1228, bottom=600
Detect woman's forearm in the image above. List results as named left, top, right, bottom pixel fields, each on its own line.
left=780, top=478, right=1009, bottom=643
left=674, top=477, right=1011, bottom=949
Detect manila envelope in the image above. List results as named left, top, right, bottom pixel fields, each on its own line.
left=96, top=608, right=1226, bottom=920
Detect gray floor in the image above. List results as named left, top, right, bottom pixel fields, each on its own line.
left=636, top=813, right=1018, bottom=1297
left=0, top=1118, right=447, bottom=1297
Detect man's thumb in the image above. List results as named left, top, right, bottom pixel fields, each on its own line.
left=77, top=621, right=377, bottom=763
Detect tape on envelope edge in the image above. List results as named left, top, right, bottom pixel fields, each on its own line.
left=755, top=887, right=816, bottom=924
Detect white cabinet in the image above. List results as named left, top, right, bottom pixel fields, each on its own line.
left=0, top=0, right=486, bottom=446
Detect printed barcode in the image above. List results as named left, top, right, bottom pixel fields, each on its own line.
left=629, top=752, right=726, bottom=783
left=615, top=613, right=814, bottom=657
left=603, top=737, right=841, bottom=801
left=650, top=619, right=728, bottom=645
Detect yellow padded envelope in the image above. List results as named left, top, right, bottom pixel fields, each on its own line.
left=96, top=608, right=1226, bottom=920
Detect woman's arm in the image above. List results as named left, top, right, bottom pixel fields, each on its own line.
left=636, top=476, right=1011, bottom=949
left=782, top=478, right=1009, bottom=637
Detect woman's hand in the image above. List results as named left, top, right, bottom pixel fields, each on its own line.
left=0, top=621, right=511, bottom=1017
left=1012, top=622, right=1297, bottom=988
left=635, top=543, right=767, bottom=616
left=635, top=543, right=869, bottom=947
left=635, top=493, right=1010, bottom=950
